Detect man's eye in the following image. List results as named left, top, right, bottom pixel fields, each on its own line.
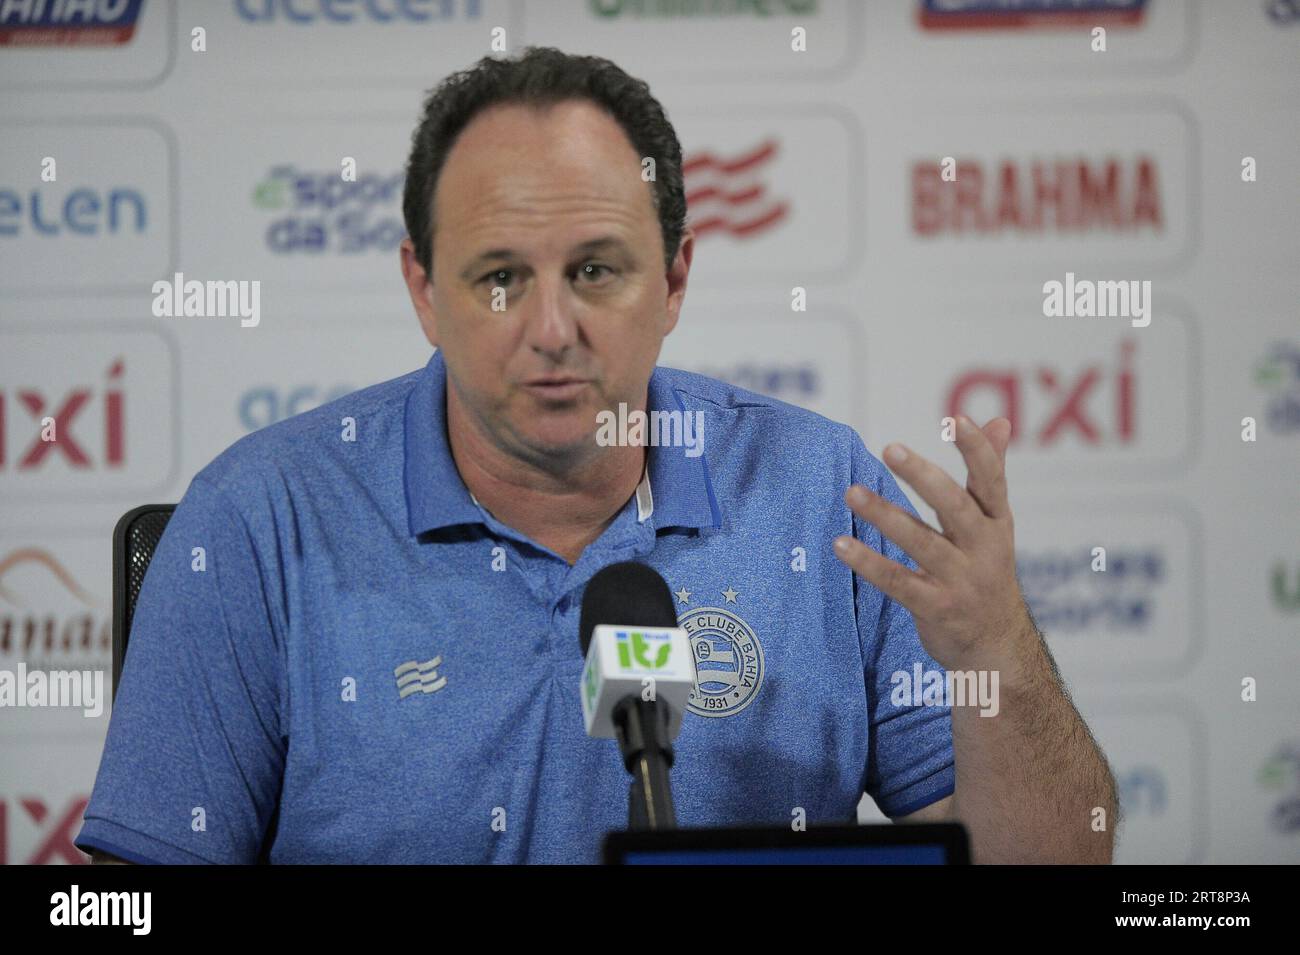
left=482, top=269, right=514, bottom=287
left=577, top=263, right=614, bottom=282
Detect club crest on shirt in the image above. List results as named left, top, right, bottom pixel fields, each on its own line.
left=677, top=603, right=764, bottom=718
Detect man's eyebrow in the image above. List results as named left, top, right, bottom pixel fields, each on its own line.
left=458, top=236, right=632, bottom=280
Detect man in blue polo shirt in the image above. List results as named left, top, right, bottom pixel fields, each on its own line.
left=77, top=48, right=1116, bottom=864
left=76, top=346, right=952, bottom=864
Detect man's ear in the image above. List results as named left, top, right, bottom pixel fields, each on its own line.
left=662, top=227, right=695, bottom=338
left=400, top=237, right=439, bottom=348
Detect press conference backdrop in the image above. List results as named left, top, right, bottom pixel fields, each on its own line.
left=1, top=0, right=1296, bottom=865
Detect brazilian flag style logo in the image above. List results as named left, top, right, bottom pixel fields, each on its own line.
left=582, top=658, right=599, bottom=711
left=616, top=631, right=672, bottom=670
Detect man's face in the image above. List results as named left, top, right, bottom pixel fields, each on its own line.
left=401, top=99, right=692, bottom=469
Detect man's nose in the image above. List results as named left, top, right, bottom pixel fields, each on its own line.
left=520, top=274, right=580, bottom=360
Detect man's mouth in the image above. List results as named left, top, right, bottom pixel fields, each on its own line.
left=522, top=377, right=591, bottom=401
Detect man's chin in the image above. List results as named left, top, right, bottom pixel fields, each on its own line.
left=511, top=417, right=602, bottom=464
left=503, top=389, right=618, bottom=462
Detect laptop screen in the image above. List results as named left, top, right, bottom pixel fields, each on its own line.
left=623, top=844, right=950, bottom=865
left=606, top=823, right=968, bottom=865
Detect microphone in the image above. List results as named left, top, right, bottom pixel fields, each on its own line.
left=578, top=561, right=696, bottom=830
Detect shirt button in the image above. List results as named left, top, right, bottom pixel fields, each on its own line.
left=556, top=595, right=570, bottom=613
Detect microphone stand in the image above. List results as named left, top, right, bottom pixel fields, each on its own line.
left=612, top=697, right=677, bottom=830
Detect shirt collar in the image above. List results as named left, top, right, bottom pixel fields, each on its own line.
left=403, top=350, right=722, bottom=537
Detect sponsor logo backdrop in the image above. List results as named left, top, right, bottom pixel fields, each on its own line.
left=1, top=0, right=1296, bottom=863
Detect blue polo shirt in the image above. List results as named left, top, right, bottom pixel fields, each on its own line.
left=76, top=350, right=954, bottom=864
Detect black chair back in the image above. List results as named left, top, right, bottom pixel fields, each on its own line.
left=111, top=504, right=175, bottom=701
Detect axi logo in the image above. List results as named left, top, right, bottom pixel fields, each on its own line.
left=684, top=140, right=789, bottom=241
left=0, top=796, right=89, bottom=865
left=946, top=339, right=1136, bottom=447
left=615, top=631, right=671, bottom=670
left=0, top=359, right=125, bottom=471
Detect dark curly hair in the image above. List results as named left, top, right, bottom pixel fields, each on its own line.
left=402, top=46, right=688, bottom=281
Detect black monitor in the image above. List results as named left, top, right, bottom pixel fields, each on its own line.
left=604, top=823, right=970, bottom=865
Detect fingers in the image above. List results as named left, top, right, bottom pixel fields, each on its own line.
left=844, top=485, right=965, bottom=580
left=984, top=416, right=1012, bottom=461
left=953, top=415, right=1011, bottom=520
left=833, top=533, right=938, bottom=612
left=881, top=442, right=985, bottom=544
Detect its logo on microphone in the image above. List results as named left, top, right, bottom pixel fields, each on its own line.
left=615, top=631, right=672, bottom=670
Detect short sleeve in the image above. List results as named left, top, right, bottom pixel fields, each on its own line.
left=850, top=433, right=956, bottom=818
left=75, top=476, right=286, bottom=864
